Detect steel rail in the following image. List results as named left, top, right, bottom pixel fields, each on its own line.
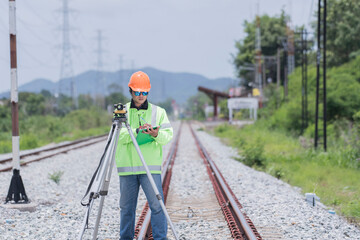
left=0, top=134, right=107, bottom=164
left=0, top=135, right=107, bottom=172
left=189, top=123, right=261, bottom=240
left=135, top=123, right=182, bottom=240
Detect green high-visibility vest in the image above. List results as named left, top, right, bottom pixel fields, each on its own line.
left=115, top=102, right=173, bottom=176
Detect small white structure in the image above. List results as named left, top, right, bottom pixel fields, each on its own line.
left=227, top=98, right=259, bottom=123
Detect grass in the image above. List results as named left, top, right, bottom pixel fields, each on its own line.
left=213, top=121, right=360, bottom=224
left=48, top=171, right=64, bottom=185
left=0, top=109, right=111, bottom=154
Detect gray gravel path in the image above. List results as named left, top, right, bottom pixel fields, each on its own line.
left=1, top=121, right=359, bottom=240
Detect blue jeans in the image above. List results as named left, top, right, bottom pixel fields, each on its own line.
left=119, top=174, right=167, bottom=240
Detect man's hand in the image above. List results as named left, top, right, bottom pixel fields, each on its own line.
left=140, top=123, right=159, bottom=138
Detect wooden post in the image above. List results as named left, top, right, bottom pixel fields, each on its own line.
left=6, top=0, right=29, bottom=203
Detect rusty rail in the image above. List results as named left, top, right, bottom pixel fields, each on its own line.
left=0, top=134, right=107, bottom=172
left=189, top=123, right=262, bottom=240
left=134, top=123, right=182, bottom=239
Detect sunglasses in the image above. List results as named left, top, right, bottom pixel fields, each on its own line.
left=134, top=91, right=149, bottom=96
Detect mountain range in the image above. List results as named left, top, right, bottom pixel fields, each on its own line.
left=0, top=67, right=237, bottom=104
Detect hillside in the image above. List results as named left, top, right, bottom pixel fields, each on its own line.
left=0, top=67, right=236, bottom=104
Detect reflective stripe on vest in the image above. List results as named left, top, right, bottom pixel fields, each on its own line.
left=160, top=123, right=172, bottom=129
left=117, top=165, right=161, bottom=173
left=151, top=104, right=157, bottom=126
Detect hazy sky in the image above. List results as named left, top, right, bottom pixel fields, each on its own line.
left=0, top=0, right=315, bottom=93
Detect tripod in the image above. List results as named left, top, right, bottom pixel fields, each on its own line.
left=78, top=103, right=179, bottom=240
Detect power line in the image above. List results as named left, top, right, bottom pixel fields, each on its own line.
left=21, top=0, right=57, bottom=26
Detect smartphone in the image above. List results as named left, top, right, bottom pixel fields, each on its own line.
left=142, top=126, right=158, bottom=132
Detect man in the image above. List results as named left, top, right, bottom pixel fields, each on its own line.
left=116, top=71, right=173, bottom=240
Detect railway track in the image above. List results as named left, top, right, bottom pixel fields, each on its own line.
left=0, top=134, right=107, bottom=172
left=135, top=122, right=262, bottom=240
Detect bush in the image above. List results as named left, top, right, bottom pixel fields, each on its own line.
left=0, top=141, right=12, bottom=153
left=20, top=134, right=39, bottom=150
left=241, top=138, right=266, bottom=167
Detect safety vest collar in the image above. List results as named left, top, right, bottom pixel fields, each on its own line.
left=130, top=99, right=148, bottom=110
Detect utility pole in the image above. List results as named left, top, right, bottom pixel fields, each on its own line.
left=286, top=0, right=295, bottom=74
left=300, top=29, right=309, bottom=133
left=254, top=1, right=262, bottom=105
left=59, top=0, right=75, bottom=105
left=286, top=27, right=295, bottom=75
left=276, top=48, right=281, bottom=88
left=315, top=0, right=327, bottom=151
left=6, top=0, right=29, bottom=204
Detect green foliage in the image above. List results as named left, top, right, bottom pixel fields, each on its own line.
left=0, top=141, right=12, bottom=154
left=78, top=94, right=94, bottom=109
left=259, top=83, right=283, bottom=119
left=20, top=134, right=39, bottom=149
left=0, top=103, right=11, bottom=132
left=219, top=99, right=229, bottom=118
left=241, top=138, right=266, bottom=167
left=105, top=92, right=129, bottom=109
left=48, top=171, right=64, bottom=185
left=0, top=90, right=121, bottom=154
left=184, top=92, right=211, bottom=120
left=56, top=94, right=75, bottom=116
left=19, top=92, right=45, bottom=116
left=233, top=12, right=288, bottom=86
left=267, top=56, right=360, bottom=134
left=325, top=0, right=360, bottom=66
left=0, top=108, right=111, bottom=154
left=213, top=122, right=360, bottom=221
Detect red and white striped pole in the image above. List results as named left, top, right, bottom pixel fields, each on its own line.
left=6, top=0, right=28, bottom=203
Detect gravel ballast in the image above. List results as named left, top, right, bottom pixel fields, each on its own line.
left=1, top=121, right=359, bottom=239
left=192, top=122, right=360, bottom=240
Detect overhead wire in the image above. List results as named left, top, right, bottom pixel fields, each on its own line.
left=17, top=43, right=59, bottom=69
left=21, top=1, right=58, bottom=26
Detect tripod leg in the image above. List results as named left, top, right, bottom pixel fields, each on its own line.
left=92, top=124, right=121, bottom=240
left=125, top=122, right=179, bottom=240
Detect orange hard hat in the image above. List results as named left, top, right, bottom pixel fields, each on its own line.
left=128, top=71, right=151, bottom=92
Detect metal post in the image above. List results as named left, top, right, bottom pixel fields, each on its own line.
left=213, top=95, right=218, bottom=119
left=277, top=48, right=281, bottom=88
left=301, top=30, right=305, bottom=133
left=6, top=0, right=29, bottom=204
left=284, top=66, right=288, bottom=100
left=323, top=0, right=327, bottom=151
left=315, top=0, right=321, bottom=149
left=304, top=29, right=308, bottom=128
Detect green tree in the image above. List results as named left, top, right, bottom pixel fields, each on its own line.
left=325, top=0, right=360, bottom=66
left=233, top=12, right=287, bottom=87
left=185, top=92, right=211, bottom=120
left=56, top=94, right=74, bottom=116
left=105, top=92, right=129, bottom=109
left=78, top=94, right=94, bottom=109
left=0, top=102, right=11, bottom=132
left=19, top=92, right=45, bottom=116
